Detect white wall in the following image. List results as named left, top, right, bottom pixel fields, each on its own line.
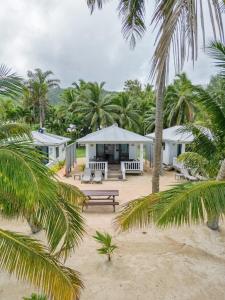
left=49, top=144, right=67, bottom=162
left=89, top=144, right=96, bottom=160
left=162, top=142, right=186, bottom=165
left=129, top=143, right=137, bottom=160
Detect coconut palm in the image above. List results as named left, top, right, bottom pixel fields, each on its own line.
left=25, top=69, right=60, bottom=128
left=0, top=66, right=85, bottom=300
left=113, top=92, right=140, bottom=130
left=71, top=81, right=118, bottom=131
left=86, top=0, right=224, bottom=192
left=0, top=122, right=85, bottom=299
left=116, top=41, right=225, bottom=232
left=164, top=73, right=198, bottom=126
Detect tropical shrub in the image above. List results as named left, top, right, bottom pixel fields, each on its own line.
left=93, top=231, right=118, bottom=262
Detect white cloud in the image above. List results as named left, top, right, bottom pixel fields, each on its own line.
left=0, top=0, right=223, bottom=90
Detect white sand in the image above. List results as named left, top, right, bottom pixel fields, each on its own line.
left=1, top=163, right=225, bottom=300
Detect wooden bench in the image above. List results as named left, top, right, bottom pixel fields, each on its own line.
left=81, top=190, right=119, bottom=212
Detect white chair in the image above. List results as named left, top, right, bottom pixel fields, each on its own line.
left=92, top=170, right=103, bottom=184
left=81, top=168, right=92, bottom=183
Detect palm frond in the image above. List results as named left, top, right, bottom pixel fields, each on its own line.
left=208, top=40, right=225, bottom=77
left=0, top=229, right=83, bottom=300
left=0, top=122, right=31, bottom=141
left=116, top=181, right=225, bottom=231
left=0, top=64, right=23, bottom=97
left=118, top=0, right=146, bottom=48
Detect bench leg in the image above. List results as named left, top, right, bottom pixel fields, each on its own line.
left=113, top=196, right=115, bottom=212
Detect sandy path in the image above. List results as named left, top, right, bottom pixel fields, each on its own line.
left=1, top=165, right=225, bottom=300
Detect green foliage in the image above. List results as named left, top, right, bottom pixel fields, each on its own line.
left=116, top=181, right=225, bottom=231
left=164, top=73, right=198, bottom=126
left=93, top=231, right=118, bottom=261
left=0, top=122, right=85, bottom=299
left=76, top=147, right=85, bottom=158
left=23, top=293, right=48, bottom=300
left=50, top=160, right=65, bottom=173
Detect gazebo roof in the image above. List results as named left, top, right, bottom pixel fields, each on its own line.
left=146, top=126, right=194, bottom=143
left=77, top=124, right=150, bottom=144
left=32, top=130, right=70, bottom=146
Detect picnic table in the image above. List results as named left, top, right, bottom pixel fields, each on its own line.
left=81, top=190, right=119, bottom=212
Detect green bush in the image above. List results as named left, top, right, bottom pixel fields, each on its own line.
left=50, top=160, right=65, bottom=173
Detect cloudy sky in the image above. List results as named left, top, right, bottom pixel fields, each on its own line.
left=0, top=0, right=223, bottom=90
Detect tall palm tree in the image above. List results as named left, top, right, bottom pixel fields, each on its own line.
left=113, top=92, right=140, bottom=130
left=0, top=67, right=85, bottom=299
left=116, top=42, right=225, bottom=232
left=26, top=69, right=60, bottom=128
left=71, top=81, right=118, bottom=131
left=164, top=73, right=198, bottom=126
left=86, top=0, right=224, bottom=192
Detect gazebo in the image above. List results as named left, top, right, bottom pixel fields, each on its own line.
left=77, top=124, right=150, bottom=180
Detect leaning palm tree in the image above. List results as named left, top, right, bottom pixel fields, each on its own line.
left=0, top=67, right=85, bottom=300
left=71, top=81, right=118, bottom=131
left=86, top=0, right=224, bottom=192
left=0, top=122, right=85, bottom=299
left=116, top=41, right=225, bottom=232
left=26, top=69, right=60, bottom=127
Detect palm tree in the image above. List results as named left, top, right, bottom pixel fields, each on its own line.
left=116, top=42, right=225, bottom=232
left=113, top=92, right=140, bottom=130
left=86, top=0, right=224, bottom=193
left=164, top=73, right=198, bottom=126
left=71, top=81, right=118, bottom=131
left=26, top=69, right=60, bottom=128
left=0, top=67, right=85, bottom=299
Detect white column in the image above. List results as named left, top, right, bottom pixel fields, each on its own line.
left=140, top=143, right=144, bottom=172
left=85, top=144, right=90, bottom=168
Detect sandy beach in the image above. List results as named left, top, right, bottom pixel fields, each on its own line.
left=1, top=164, right=225, bottom=300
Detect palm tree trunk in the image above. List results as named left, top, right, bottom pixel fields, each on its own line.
left=152, top=65, right=166, bottom=193
left=207, top=159, right=225, bottom=230
left=39, top=99, right=45, bottom=128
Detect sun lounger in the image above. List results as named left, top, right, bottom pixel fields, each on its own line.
left=195, top=174, right=208, bottom=181
left=92, top=170, right=103, bottom=184
left=81, top=168, right=92, bottom=183
left=181, top=168, right=198, bottom=181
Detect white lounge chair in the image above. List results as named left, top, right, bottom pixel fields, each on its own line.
left=195, top=174, right=208, bottom=181
left=81, top=168, right=92, bottom=183
left=92, top=170, right=103, bottom=184
left=181, top=168, right=198, bottom=181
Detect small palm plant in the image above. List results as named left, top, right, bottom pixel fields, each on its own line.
left=93, top=231, right=117, bottom=262
left=23, top=293, right=47, bottom=300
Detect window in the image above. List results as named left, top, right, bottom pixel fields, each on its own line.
left=56, top=147, right=59, bottom=158
left=162, top=142, right=165, bottom=150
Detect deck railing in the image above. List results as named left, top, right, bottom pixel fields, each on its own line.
left=88, top=161, right=108, bottom=179
left=121, top=161, right=142, bottom=180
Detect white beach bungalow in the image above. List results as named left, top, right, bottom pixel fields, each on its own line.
left=77, top=124, right=150, bottom=180
left=146, top=126, right=194, bottom=167
left=32, top=129, right=71, bottom=166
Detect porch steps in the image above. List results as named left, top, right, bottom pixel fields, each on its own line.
left=107, top=165, right=123, bottom=181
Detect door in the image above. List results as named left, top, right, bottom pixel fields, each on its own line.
left=119, top=144, right=129, bottom=161
left=104, top=144, right=115, bottom=163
